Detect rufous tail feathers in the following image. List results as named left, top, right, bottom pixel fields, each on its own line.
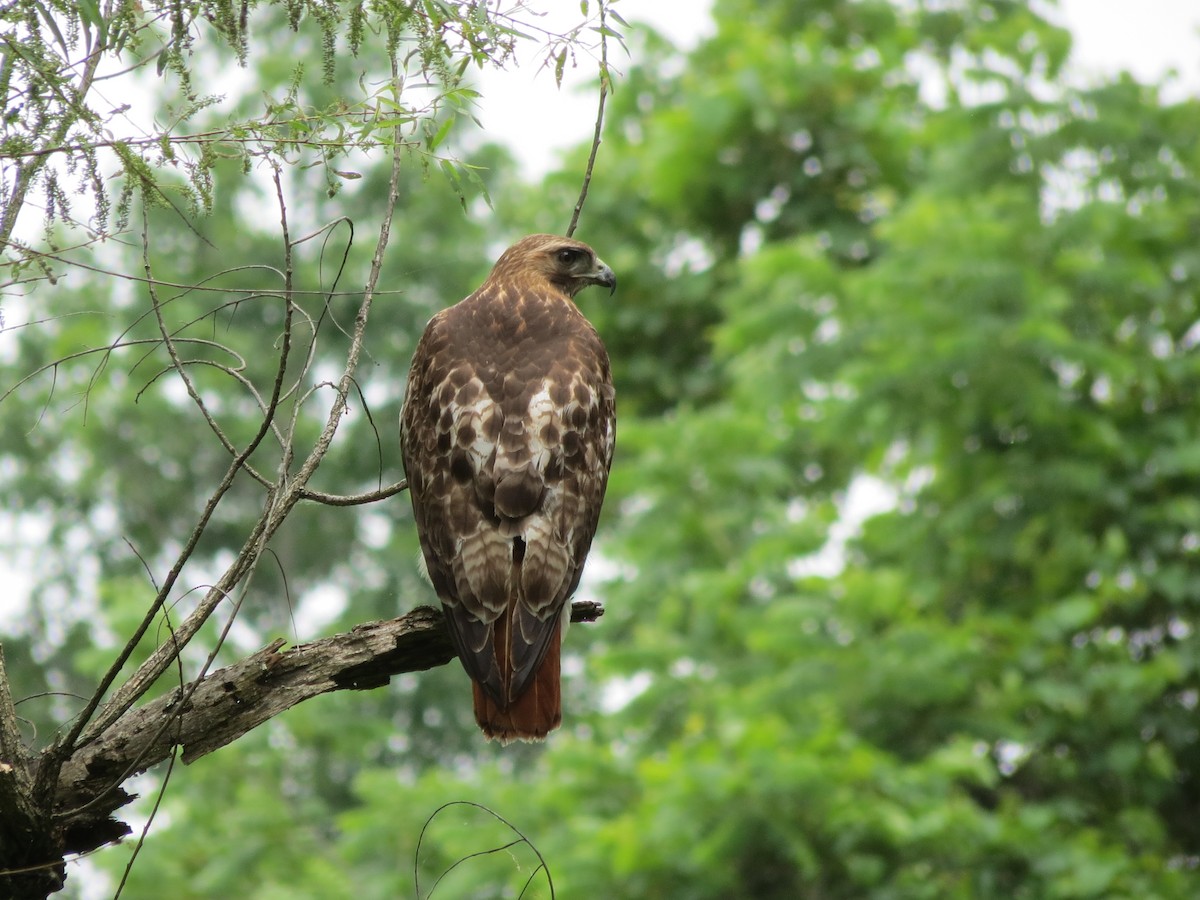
left=472, top=633, right=562, bottom=744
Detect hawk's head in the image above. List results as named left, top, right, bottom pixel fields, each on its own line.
left=488, top=234, right=617, bottom=299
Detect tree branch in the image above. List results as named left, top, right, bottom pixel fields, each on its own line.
left=36, top=600, right=602, bottom=861
left=0, top=646, right=66, bottom=896
left=298, top=479, right=408, bottom=506
left=566, top=1, right=611, bottom=238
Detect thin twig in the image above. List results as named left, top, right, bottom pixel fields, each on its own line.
left=566, top=2, right=611, bottom=238
left=298, top=480, right=408, bottom=506
left=111, top=601, right=185, bottom=900
left=147, top=261, right=240, bottom=459
left=1, top=241, right=402, bottom=302
left=415, top=801, right=555, bottom=900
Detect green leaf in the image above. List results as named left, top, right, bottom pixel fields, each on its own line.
left=554, top=47, right=568, bottom=88
left=427, top=114, right=455, bottom=151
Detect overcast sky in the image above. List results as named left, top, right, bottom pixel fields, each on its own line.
left=479, top=0, right=1200, bottom=177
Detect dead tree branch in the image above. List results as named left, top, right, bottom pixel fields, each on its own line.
left=1, top=646, right=66, bottom=897
left=0, top=599, right=603, bottom=881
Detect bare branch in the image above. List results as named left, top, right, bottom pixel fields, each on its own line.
left=567, top=2, right=612, bottom=238
left=299, top=480, right=409, bottom=506
left=0, top=647, right=66, bottom=895
left=147, top=245, right=242, bottom=461
left=45, top=601, right=604, bottom=858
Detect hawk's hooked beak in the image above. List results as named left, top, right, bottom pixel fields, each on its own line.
left=589, top=259, right=617, bottom=296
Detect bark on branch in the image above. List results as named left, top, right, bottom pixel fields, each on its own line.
left=0, top=601, right=602, bottom=896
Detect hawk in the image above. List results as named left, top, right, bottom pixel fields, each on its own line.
left=400, top=234, right=616, bottom=742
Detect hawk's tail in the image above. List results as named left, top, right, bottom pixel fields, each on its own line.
left=472, top=634, right=562, bottom=743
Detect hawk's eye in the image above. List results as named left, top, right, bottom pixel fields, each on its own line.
left=556, top=248, right=583, bottom=266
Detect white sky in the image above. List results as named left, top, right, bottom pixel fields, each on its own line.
left=480, top=0, right=1200, bottom=177
left=476, top=1, right=716, bottom=176
left=1059, top=0, right=1200, bottom=93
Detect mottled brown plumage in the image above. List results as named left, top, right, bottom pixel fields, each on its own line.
left=400, top=234, right=616, bottom=742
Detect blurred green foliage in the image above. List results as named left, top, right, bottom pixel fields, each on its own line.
left=3, top=0, right=1200, bottom=897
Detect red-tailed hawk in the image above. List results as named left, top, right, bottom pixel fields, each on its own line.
left=400, top=234, right=616, bottom=742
